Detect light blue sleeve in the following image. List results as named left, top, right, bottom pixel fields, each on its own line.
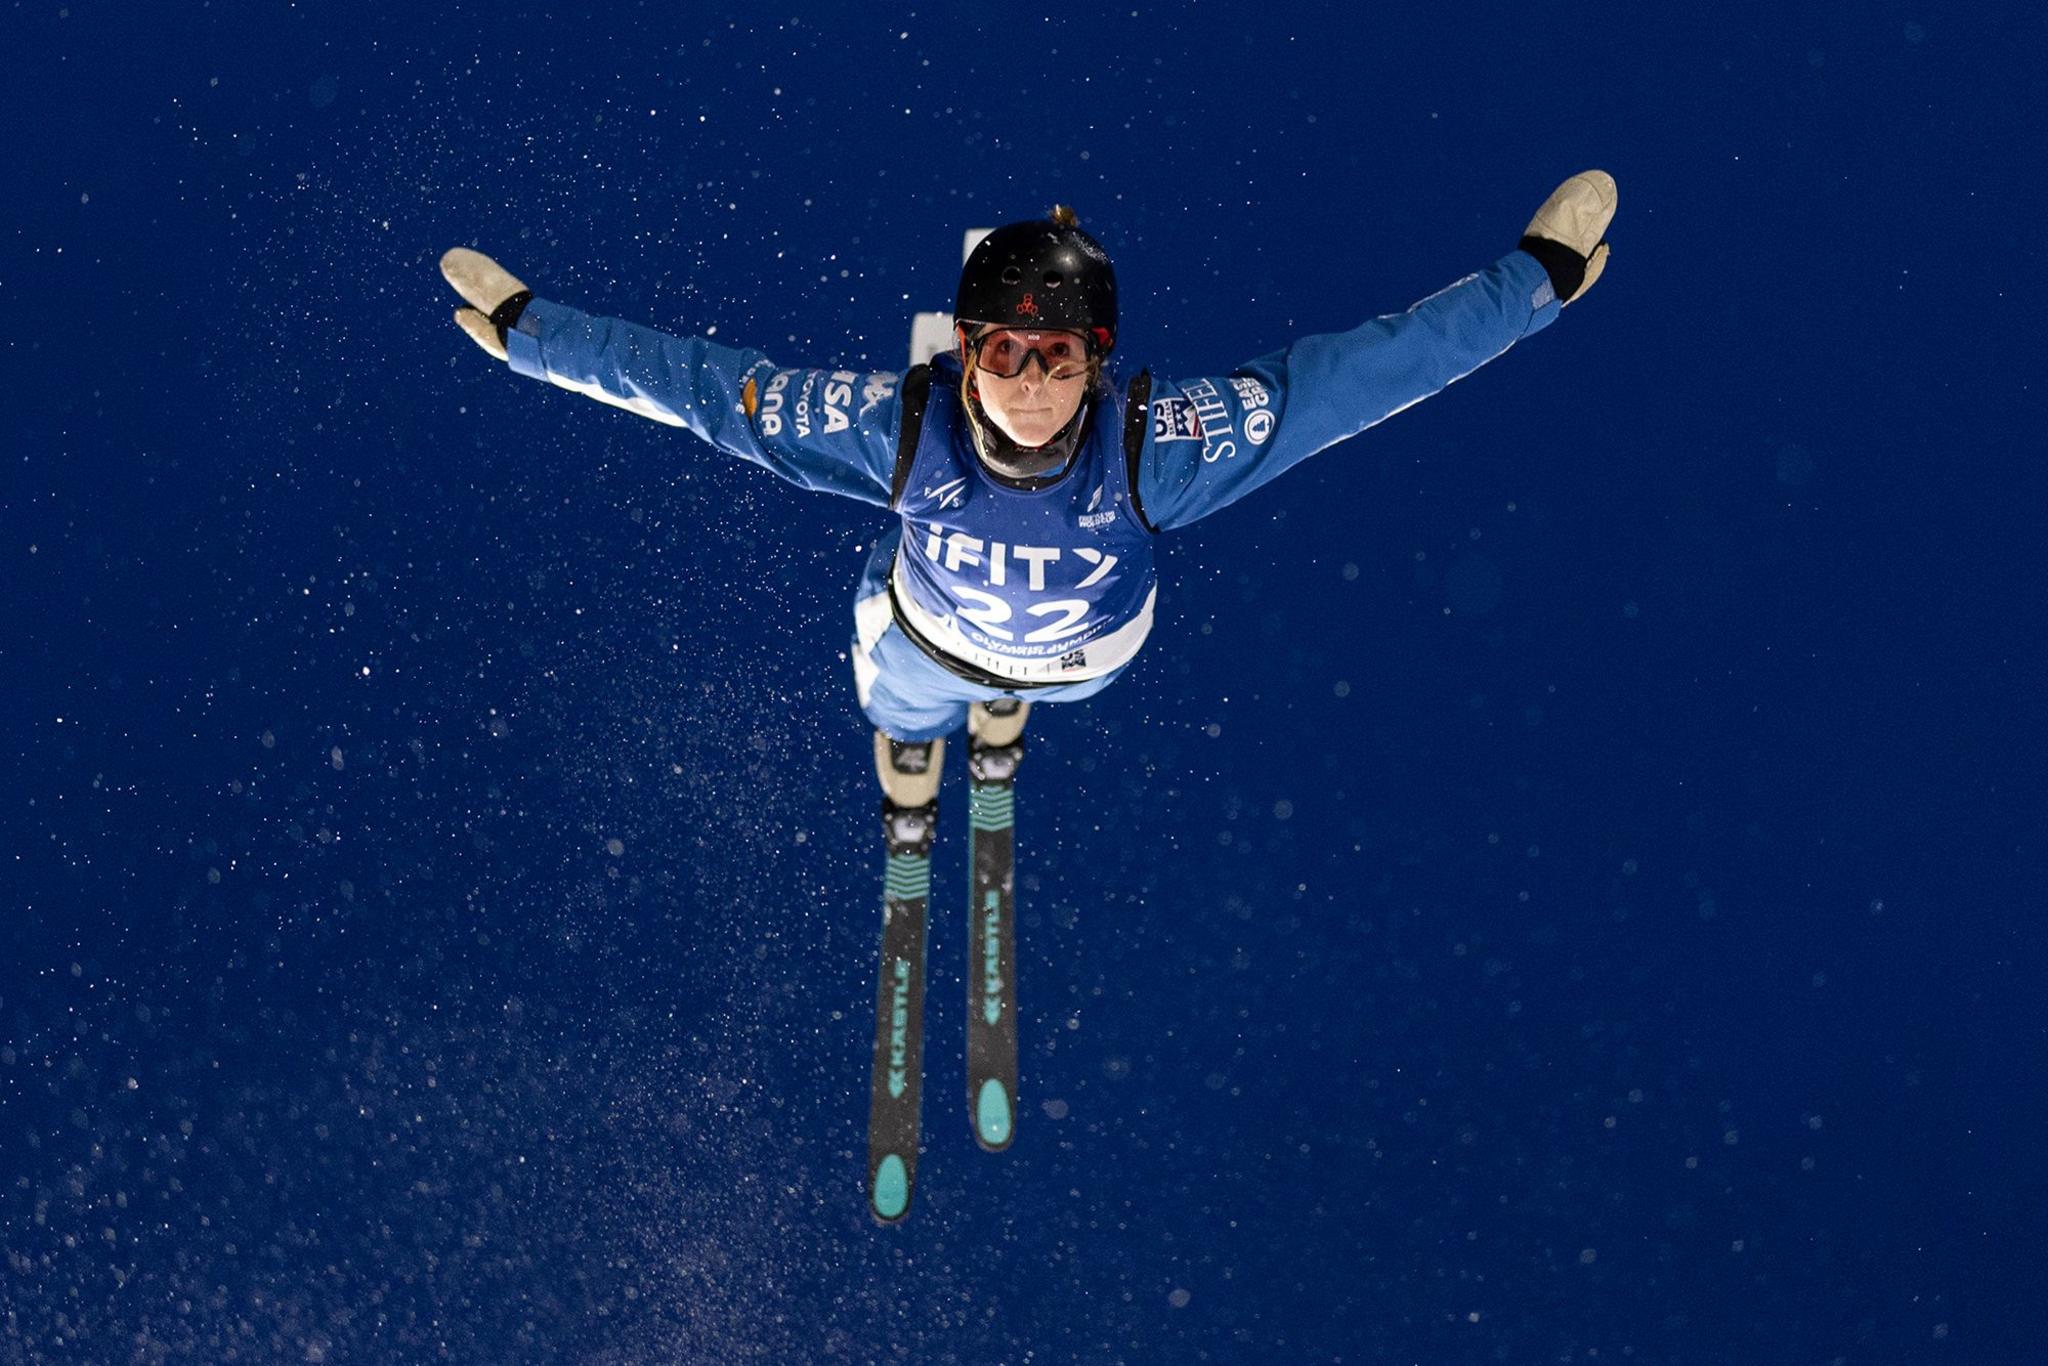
left=503, top=298, right=900, bottom=508
left=1136, top=251, right=1562, bottom=531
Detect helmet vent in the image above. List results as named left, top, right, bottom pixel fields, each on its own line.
left=1000, top=265, right=1023, bottom=284
left=1043, top=272, right=1064, bottom=288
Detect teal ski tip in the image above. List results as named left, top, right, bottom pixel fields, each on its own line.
left=871, top=1155, right=910, bottom=1222
left=975, top=1079, right=1014, bottom=1149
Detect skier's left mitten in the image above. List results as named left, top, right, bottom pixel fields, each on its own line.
left=439, top=248, right=533, bottom=361
left=1518, top=170, right=1618, bottom=306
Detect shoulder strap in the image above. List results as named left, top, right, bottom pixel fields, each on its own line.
left=1122, top=370, right=1157, bottom=533
left=890, top=364, right=932, bottom=510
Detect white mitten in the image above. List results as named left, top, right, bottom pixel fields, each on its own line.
left=1518, top=170, right=1618, bottom=305
left=439, top=247, right=532, bottom=361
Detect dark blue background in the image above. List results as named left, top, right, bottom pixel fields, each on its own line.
left=6, top=2, right=2043, bottom=1361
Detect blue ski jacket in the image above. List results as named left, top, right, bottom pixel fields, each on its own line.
left=502, top=249, right=1562, bottom=683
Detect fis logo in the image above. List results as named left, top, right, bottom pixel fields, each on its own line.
left=923, top=476, right=970, bottom=511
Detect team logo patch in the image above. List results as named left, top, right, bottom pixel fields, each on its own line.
left=1245, top=409, right=1275, bottom=444
left=1152, top=398, right=1203, bottom=442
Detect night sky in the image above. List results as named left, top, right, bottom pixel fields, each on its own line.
left=6, top=2, right=2044, bottom=1361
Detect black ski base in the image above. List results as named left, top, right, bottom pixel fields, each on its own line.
left=966, top=736, right=1021, bottom=1152
left=867, top=799, right=935, bottom=1224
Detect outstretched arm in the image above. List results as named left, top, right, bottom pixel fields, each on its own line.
left=440, top=249, right=901, bottom=508
left=1136, top=171, right=1616, bottom=532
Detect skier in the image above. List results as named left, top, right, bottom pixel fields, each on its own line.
left=440, top=170, right=1619, bottom=1220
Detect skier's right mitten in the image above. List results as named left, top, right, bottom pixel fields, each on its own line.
left=439, top=248, right=533, bottom=361
left=1518, top=170, right=1618, bottom=306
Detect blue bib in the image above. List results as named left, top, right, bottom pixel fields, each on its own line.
left=890, top=366, right=1157, bottom=683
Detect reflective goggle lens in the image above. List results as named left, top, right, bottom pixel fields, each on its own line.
left=973, top=328, right=1091, bottom=380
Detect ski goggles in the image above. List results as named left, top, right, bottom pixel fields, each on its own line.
left=970, top=327, right=1093, bottom=381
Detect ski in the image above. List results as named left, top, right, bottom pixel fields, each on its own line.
left=865, top=225, right=993, bottom=1222
left=867, top=797, right=936, bottom=1223
left=965, top=701, right=1026, bottom=1150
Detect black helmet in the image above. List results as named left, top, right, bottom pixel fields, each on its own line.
left=954, top=206, right=1116, bottom=353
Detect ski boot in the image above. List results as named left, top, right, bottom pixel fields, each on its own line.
left=967, top=698, right=1028, bottom=774
left=873, top=730, right=945, bottom=815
